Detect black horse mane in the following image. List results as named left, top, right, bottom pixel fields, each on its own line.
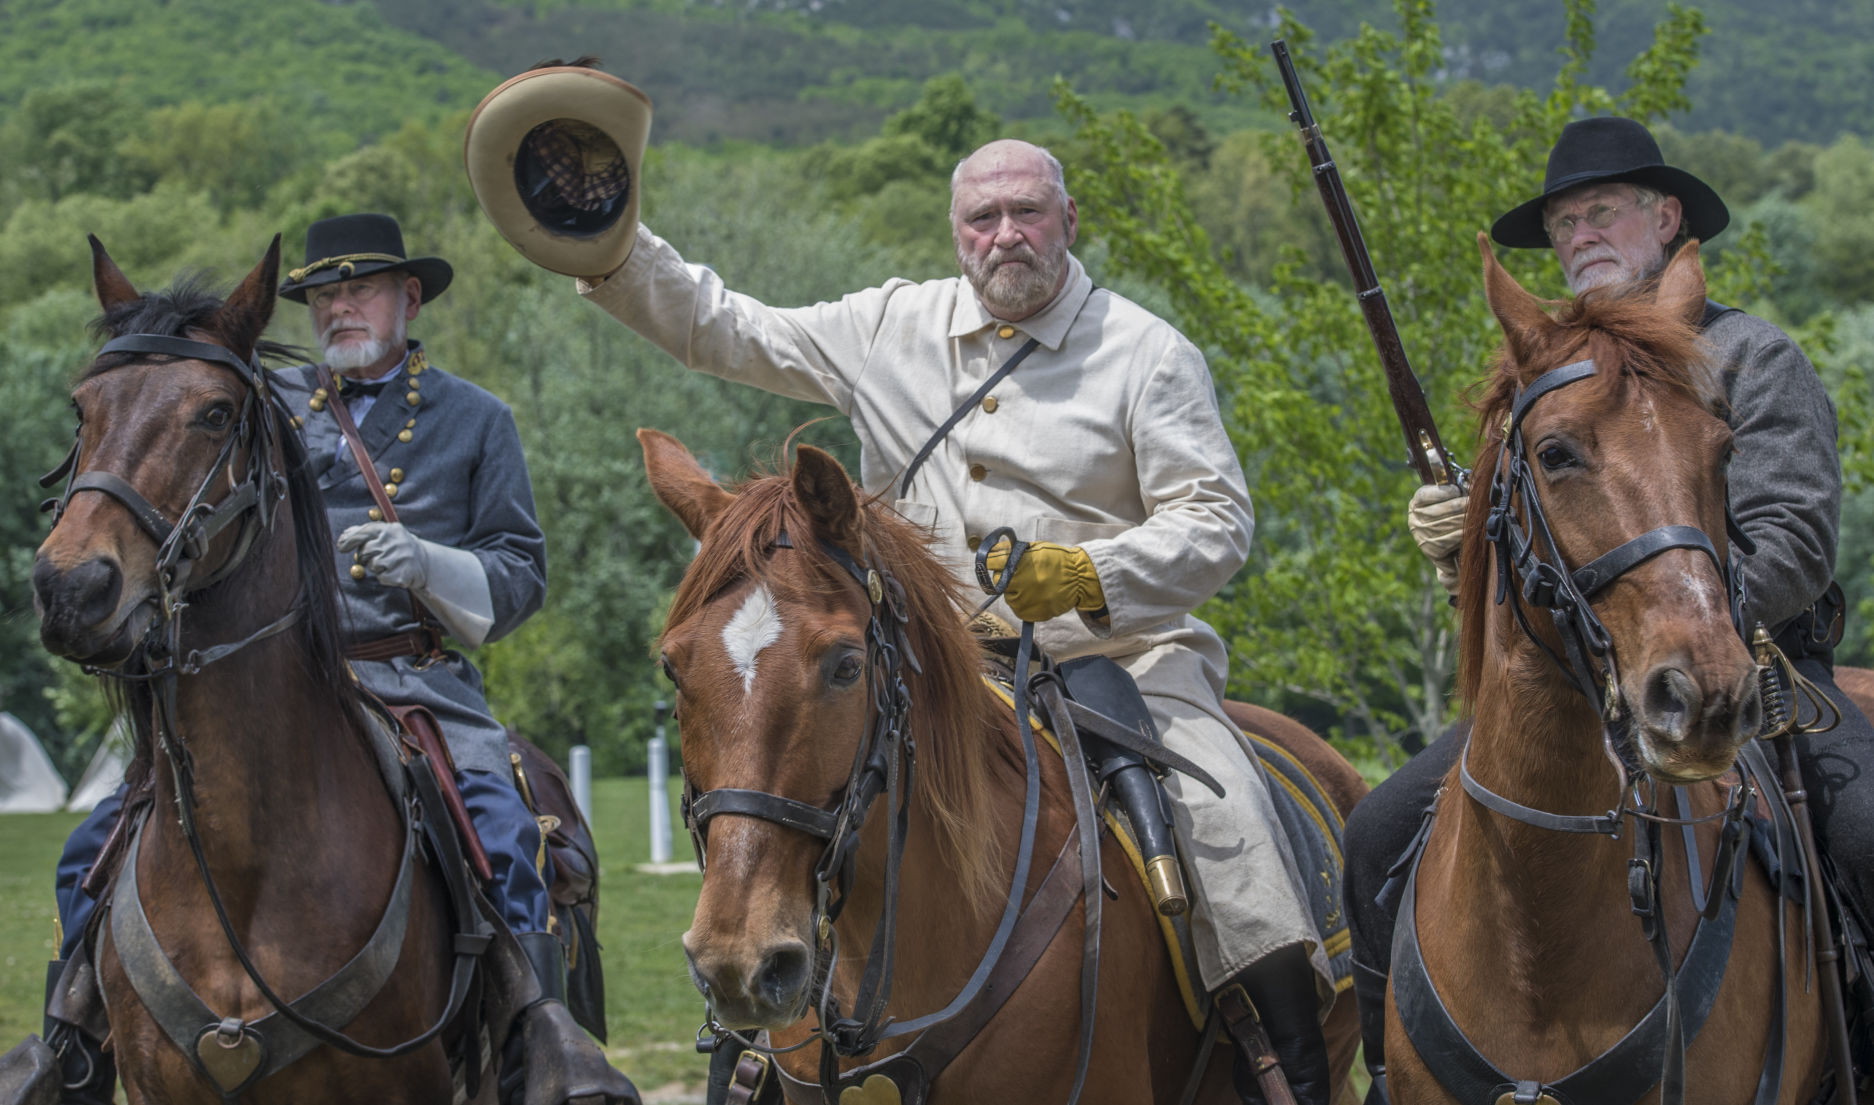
left=86, top=275, right=369, bottom=776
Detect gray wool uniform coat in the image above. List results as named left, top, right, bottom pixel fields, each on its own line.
left=1704, top=308, right=1841, bottom=631
left=271, top=343, right=547, bottom=775
left=581, top=226, right=1330, bottom=997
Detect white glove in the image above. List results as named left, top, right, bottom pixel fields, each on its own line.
left=338, top=521, right=428, bottom=589
left=337, top=522, right=497, bottom=647
left=1407, top=483, right=1467, bottom=597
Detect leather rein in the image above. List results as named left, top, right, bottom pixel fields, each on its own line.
left=685, top=528, right=1105, bottom=1104
left=47, top=333, right=480, bottom=1080
left=1396, top=357, right=1788, bottom=1105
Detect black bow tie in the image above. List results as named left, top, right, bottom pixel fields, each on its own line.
left=336, top=375, right=393, bottom=399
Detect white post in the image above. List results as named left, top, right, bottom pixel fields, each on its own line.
left=568, top=745, right=592, bottom=826
left=648, top=699, right=672, bottom=864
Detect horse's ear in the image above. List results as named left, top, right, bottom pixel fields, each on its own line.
left=1657, top=238, right=1708, bottom=327
left=209, top=235, right=282, bottom=359
left=792, top=445, right=860, bottom=545
left=639, top=428, right=734, bottom=539
left=89, top=235, right=140, bottom=312
left=1480, top=232, right=1555, bottom=365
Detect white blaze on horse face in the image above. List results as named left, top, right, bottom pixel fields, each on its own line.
left=722, top=585, right=784, bottom=696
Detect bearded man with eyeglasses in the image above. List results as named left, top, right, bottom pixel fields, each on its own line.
left=1339, top=116, right=1874, bottom=1104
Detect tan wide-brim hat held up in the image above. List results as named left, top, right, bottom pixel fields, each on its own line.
left=464, top=65, right=653, bottom=279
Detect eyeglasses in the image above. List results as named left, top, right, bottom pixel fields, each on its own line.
left=1545, top=202, right=1634, bottom=245
left=308, top=277, right=391, bottom=311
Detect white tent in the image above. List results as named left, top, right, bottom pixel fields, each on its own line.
left=0, top=712, right=68, bottom=813
left=66, top=719, right=132, bottom=812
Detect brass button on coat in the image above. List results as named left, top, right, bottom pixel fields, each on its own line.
left=997, top=325, right=1016, bottom=339
left=368, top=508, right=383, bottom=522
left=398, top=430, right=413, bottom=443
left=982, top=396, right=998, bottom=413
left=349, top=564, right=366, bottom=580
left=967, top=535, right=981, bottom=551
left=405, top=391, right=421, bottom=405
left=969, top=463, right=987, bottom=482
left=384, top=483, right=399, bottom=500
left=389, top=468, right=404, bottom=482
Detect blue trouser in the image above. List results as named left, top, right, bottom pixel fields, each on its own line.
left=56, top=768, right=552, bottom=961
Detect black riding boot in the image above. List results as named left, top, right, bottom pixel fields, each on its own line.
left=43, top=960, right=114, bottom=1105
left=500, top=932, right=640, bottom=1105
left=1218, top=944, right=1332, bottom=1105
left=1350, top=957, right=1390, bottom=1105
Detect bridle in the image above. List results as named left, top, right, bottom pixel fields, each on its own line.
left=682, top=527, right=1053, bottom=1098
left=1482, top=358, right=1755, bottom=730
left=41, top=332, right=297, bottom=676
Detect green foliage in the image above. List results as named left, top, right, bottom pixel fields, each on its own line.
left=1054, top=0, right=1786, bottom=759
left=1803, top=137, right=1874, bottom=307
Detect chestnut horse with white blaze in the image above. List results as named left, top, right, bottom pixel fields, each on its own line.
left=641, top=428, right=1363, bottom=1105
left=1385, top=238, right=1827, bottom=1103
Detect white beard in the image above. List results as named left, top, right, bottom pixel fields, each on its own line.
left=958, top=240, right=1068, bottom=320
left=322, top=334, right=394, bottom=371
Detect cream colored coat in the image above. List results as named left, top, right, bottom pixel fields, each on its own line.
left=584, top=226, right=1325, bottom=992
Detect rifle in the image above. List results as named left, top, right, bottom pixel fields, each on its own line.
left=1271, top=39, right=1461, bottom=488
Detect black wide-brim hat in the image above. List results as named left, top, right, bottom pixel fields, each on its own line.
left=1491, top=117, right=1730, bottom=249
left=277, top=213, right=454, bottom=304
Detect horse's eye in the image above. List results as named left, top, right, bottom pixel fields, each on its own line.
left=832, top=653, right=864, bottom=685
left=660, top=654, right=680, bottom=688
left=1536, top=443, right=1577, bottom=471
left=200, top=403, right=235, bottom=431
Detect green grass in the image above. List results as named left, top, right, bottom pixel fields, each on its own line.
left=0, top=777, right=710, bottom=1098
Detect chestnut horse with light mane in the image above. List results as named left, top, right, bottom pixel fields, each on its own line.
left=1385, top=238, right=1829, bottom=1103
left=641, top=428, right=1363, bottom=1104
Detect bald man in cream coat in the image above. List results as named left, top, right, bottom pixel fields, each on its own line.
left=581, top=139, right=1334, bottom=1103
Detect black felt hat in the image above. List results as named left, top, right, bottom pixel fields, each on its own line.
left=1491, top=117, right=1730, bottom=249
left=277, top=213, right=454, bottom=304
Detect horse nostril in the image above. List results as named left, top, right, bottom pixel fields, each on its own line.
left=34, top=555, right=123, bottom=629
left=1642, top=666, right=1699, bottom=742
left=755, top=942, right=812, bottom=1009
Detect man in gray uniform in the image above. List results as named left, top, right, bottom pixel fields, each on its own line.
left=1342, top=116, right=1874, bottom=1103
left=270, top=213, right=553, bottom=956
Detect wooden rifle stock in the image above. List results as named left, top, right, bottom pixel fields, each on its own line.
left=1271, top=40, right=1460, bottom=488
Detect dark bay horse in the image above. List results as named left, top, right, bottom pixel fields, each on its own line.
left=1385, top=238, right=1825, bottom=1103
left=31, top=239, right=488, bottom=1104
left=641, top=427, right=1362, bottom=1105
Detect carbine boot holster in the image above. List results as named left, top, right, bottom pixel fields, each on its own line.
left=500, top=932, right=640, bottom=1105
left=1057, top=655, right=1188, bottom=914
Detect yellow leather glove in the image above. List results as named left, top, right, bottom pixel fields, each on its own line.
left=1407, top=483, right=1466, bottom=597
left=984, top=540, right=1107, bottom=623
